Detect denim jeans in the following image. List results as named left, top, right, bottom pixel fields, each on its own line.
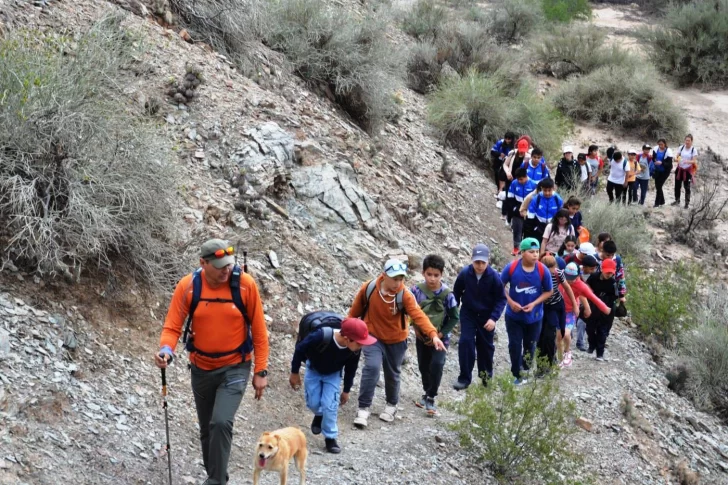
left=358, top=339, right=407, bottom=408
left=416, top=339, right=447, bottom=398
left=575, top=318, right=587, bottom=349
left=505, top=316, right=542, bottom=379
left=636, top=178, right=649, bottom=205
left=304, top=363, right=341, bottom=439
left=457, top=311, right=495, bottom=385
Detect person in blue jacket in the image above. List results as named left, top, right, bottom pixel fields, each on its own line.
left=524, top=178, right=563, bottom=241
left=290, top=317, right=376, bottom=453
left=490, top=131, right=516, bottom=193
left=507, top=168, right=537, bottom=256
left=521, top=147, right=550, bottom=183
left=452, top=243, right=507, bottom=390
left=500, top=238, right=553, bottom=385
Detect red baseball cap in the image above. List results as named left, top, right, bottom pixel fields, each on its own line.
left=517, top=139, right=530, bottom=152
left=340, top=318, right=377, bottom=346
left=601, top=259, right=617, bottom=273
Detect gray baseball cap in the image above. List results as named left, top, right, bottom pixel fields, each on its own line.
left=472, top=243, right=490, bottom=262
left=200, top=239, right=235, bottom=269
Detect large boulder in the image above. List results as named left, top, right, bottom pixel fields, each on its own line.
left=230, top=122, right=295, bottom=197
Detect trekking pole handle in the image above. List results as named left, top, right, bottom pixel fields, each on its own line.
left=161, top=368, right=168, bottom=397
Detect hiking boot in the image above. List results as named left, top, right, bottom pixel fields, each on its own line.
left=311, top=414, right=323, bottom=435
left=425, top=397, right=437, bottom=416
left=414, top=395, right=426, bottom=409
left=379, top=404, right=397, bottom=423
left=453, top=380, right=469, bottom=391
left=671, top=200, right=680, bottom=206
left=354, top=408, right=370, bottom=429
left=325, top=438, right=341, bottom=454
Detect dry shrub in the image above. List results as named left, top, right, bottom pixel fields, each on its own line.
left=0, top=16, right=181, bottom=286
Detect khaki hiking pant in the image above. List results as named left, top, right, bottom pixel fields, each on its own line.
left=190, top=361, right=251, bottom=485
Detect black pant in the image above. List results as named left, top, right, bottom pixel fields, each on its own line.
left=501, top=179, right=511, bottom=216
left=511, top=217, right=524, bottom=250
left=538, top=300, right=564, bottom=369
left=627, top=181, right=637, bottom=205
left=606, top=181, right=625, bottom=204
left=675, top=171, right=692, bottom=205
left=491, top=153, right=503, bottom=186
left=586, top=311, right=615, bottom=358
left=416, top=338, right=447, bottom=398
left=654, top=171, right=669, bottom=206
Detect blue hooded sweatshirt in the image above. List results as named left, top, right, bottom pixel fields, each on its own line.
left=527, top=193, right=564, bottom=223
left=453, top=264, right=507, bottom=322
left=521, top=159, right=550, bottom=182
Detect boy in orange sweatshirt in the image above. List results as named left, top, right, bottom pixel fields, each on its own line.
left=348, top=259, right=444, bottom=428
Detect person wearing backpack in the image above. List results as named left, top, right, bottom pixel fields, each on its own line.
left=585, top=259, right=619, bottom=361
left=673, top=134, right=699, bottom=209
left=626, top=149, right=640, bottom=205
left=585, top=145, right=604, bottom=196
left=452, top=244, right=507, bottom=391
left=155, top=239, right=270, bottom=485
left=523, top=178, right=563, bottom=242
left=348, top=259, right=444, bottom=429
left=491, top=131, right=516, bottom=195
left=606, top=151, right=630, bottom=204
left=635, top=145, right=652, bottom=205
left=506, top=167, right=537, bottom=256
left=290, top=316, right=376, bottom=453
left=500, top=238, right=553, bottom=385
left=410, top=254, right=460, bottom=415
left=521, top=147, right=550, bottom=183
left=652, top=138, right=674, bottom=207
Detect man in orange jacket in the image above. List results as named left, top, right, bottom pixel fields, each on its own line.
left=154, top=239, right=269, bottom=485
left=348, top=259, right=445, bottom=428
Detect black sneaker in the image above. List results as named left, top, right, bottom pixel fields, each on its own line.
left=587, top=347, right=595, bottom=354
left=311, top=415, right=323, bottom=435
left=453, top=380, right=469, bottom=391
left=671, top=200, right=680, bottom=206
left=325, top=438, right=341, bottom=454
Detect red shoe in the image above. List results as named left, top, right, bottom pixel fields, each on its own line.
left=512, top=248, right=519, bottom=256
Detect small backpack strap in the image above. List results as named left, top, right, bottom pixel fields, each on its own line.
left=360, top=280, right=377, bottom=319
left=182, top=269, right=203, bottom=345
left=230, top=265, right=253, bottom=355
left=396, top=289, right=406, bottom=330
left=508, top=260, right=519, bottom=277
left=317, top=326, right=335, bottom=353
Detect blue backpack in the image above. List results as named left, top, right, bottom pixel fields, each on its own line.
left=182, top=265, right=254, bottom=358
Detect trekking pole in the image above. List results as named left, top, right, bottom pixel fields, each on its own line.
left=243, top=250, right=248, bottom=274
left=161, top=367, right=173, bottom=485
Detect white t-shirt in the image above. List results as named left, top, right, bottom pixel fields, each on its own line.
left=607, top=158, right=630, bottom=184
left=678, top=145, right=699, bottom=170
left=579, top=164, right=590, bottom=182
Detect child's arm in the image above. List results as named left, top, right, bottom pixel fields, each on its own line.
left=579, top=281, right=611, bottom=315
left=520, top=190, right=537, bottom=218
left=453, top=271, right=465, bottom=307
left=616, top=257, right=626, bottom=299
left=347, top=281, right=368, bottom=318
left=489, top=275, right=508, bottom=324
left=290, top=330, right=323, bottom=375
left=440, top=293, right=460, bottom=337
left=341, top=352, right=360, bottom=401
left=561, top=278, right=579, bottom=317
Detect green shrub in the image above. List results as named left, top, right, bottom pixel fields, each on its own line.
left=551, top=65, right=687, bottom=140
left=427, top=70, right=566, bottom=156
left=262, top=0, right=405, bottom=132
left=541, top=0, right=591, bottom=22
left=579, top=198, right=651, bottom=260
left=647, top=0, right=728, bottom=87
left=490, top=0, right=545, bottom=44
left=449, top=372, right=582, bottom=482
left=531, top=27, right=639, bottom=79
left=0, top=17, right=180, bottom=286
left=628, top=262, right=700, bottom=348
left=680, top=294, right=728, bottom=421
left=407, top=41, right=441, bottom=93
left=401, top=0, right=448, bottom=40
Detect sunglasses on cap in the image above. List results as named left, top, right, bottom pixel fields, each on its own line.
left=203, top=246, right=234, bottom=260
left=385, top=262, right=408, bottom=273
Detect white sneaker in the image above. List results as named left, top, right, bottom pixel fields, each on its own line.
left=354, top=408, right=370, bottom=428
left=496, top=201, right=503, bottom=209
left=379, top=405, right=397, bottom=423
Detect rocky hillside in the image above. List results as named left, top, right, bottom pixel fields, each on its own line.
left=1, top=0, right=728, bottom=484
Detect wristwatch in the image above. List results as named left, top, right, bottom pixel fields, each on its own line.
left=255, top=370, right=268, bottom=377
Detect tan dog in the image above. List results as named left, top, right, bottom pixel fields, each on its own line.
left=253, top=427, right=307, bottom=485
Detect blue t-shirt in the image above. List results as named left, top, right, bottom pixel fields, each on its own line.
left=500, top=261, right=553, bottom=324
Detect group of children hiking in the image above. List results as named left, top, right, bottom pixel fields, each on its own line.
left=492, top=133, right=700, bottom=212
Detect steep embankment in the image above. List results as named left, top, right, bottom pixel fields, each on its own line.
left=1, top=1, right=728, bottom=485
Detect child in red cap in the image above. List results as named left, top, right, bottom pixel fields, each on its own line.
left=584, top=258, right=618, bottom=361
left=290, top=316, right=376, bottom=453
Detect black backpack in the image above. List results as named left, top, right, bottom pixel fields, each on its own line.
left=296, top=311, right=344, bottom=352
left=182, top=265, right=254, bottom=358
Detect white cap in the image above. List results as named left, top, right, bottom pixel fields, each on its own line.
left=563, top=146, right=573, bottom=154
left=578, top=242, right=596, bottom=256
left=628, top=149, right=637, bottom=155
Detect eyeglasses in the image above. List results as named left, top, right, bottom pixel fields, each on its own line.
left=203, top=246, right=234, bottom=260
left=385, top=262, right=408, bottom=273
